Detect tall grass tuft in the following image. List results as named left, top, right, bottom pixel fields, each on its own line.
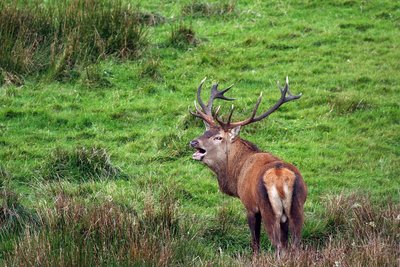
left=0, top=171, right=40, bottom=255
left=43, top=146, right=121, bottom=182
left=182, top=1, right=236, bottom=17
left=169, top=23, right=200, bottom=49
left=250, top=194, right=400, bottom=266
left=140, top=57, right=163, bottom=81
left=81, top=65, right=112, bottom=88
left=0, top=165, right=11, bottom=187
left=322, top=194, right=398, bottom=242
left=0, top=189, right=38, bottom=235
left=1, top=191, right=398, bottom=266
left=5, top=189, right=182, bottom=266
left=136, top=11, right=166, bottom=26
left=0, top=0, right=148, bottom=82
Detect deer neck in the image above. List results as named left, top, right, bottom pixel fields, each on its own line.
left=210, top=138, right=259, bottom=197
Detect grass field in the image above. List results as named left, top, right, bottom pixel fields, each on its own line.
left=1, top=0, right=399, bottom=266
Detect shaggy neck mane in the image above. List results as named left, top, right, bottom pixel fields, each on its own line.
left=212, top=137, right=260, bottom=197
left=239, top=138, right=261, bottom=153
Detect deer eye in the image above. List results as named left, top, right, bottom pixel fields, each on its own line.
left=214, top=136, right=223, bottom=141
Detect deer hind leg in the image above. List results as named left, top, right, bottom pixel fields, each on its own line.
left=259, top=200, right=281, bottom=252
left=264, top=165, right=297, bottom=252
left=280, top=183, right=293, bottom=250
left=280, top=219, right=289, bottom=249
left=257, top=183, right=279, bottom=251
left=274, top=215, right=289, bottom=258
left=259, top=175, right=288, bottom=257
left=288, top=193, right=304, bottom=249
left=287, top=174, right=306, bottom=249
left=261, top=216, right=287, bottom=259
left=258, top=185, right=285, bottom=257
left=267, top=185, right=287, bottom=257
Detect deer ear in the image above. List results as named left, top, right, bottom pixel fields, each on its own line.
left=229, top=126, right=241, bottom=140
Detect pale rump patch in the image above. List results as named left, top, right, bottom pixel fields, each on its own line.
left=263, top=167, right=296, bottom=223
left=268, top=186, right=283, bottom=221
left=282, top=183, right=293, bottom=218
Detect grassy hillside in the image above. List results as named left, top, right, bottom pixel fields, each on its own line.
left=1, top=0, right=399, bottom=266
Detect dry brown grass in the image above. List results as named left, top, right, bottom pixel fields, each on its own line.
left=2, top=192, right=399, bottom=266
left=248, top=194, right=399, bottom=267
left=5, top=189, right=179, bottom=266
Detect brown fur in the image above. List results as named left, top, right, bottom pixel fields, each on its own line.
left=191, top=130, right=307, bottom=256
left=264, top=167, right=295, bottom=199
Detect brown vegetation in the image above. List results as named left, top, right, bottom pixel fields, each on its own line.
left=0, top=0, right=148, bottom=82
left=2, top=192, right=397, bottom=266
left=250, top=194, right=399, bottom=266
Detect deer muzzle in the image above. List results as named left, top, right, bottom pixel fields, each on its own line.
left=190, top=139, right=206, bottom=161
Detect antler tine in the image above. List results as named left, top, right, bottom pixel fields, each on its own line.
left=249, top=93, right=263, bottom=120
left=227, top=105, right=235, bottom=125
left=214, top=104, right=235, bottom=128
left=215, top=113, right=225, bottom=126
left=212, top=83, right=235, bottom=100
left=224, top=77, right=301, bottom=128
left=190, top=100, right=216, bottom=126
left=189, top=101, right=203, bottom=119
left=213, top=105, right=221, bottom=119
left=220, top=93, right=262, bottom=129
left=192, top=78, right=236, bottom=127
left=205, top=83, right=235, bottom=115
left=278, top=76, right=302, bottom=100
left=196, top=77, right=208, bottom=113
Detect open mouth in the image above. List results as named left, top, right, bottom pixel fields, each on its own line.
left=192, top=147, right=206, bottom=161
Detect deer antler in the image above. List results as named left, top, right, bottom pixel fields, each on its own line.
left=191, top=77, right=301, bottom=130
left=217, top=77, right=302, bottom=129
left=190, top=77, right=235, bottom=127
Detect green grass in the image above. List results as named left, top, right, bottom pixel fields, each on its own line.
left=0, top=0, right=399, bottom=265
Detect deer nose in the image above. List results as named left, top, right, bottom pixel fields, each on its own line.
left=190, top=140, right=199, bottom=148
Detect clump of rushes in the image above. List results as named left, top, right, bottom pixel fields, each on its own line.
left=251, top=194, right=399, bottom=266
left=81, top=65, right=112, bottom=88
left=0, top=0, right=148, bottom=83
left=43, top=146, right=121, bottom=182
left=140, top=57, right=163, bottom=81
left=0, top=67, right=24, bottom=87
left=0, top=168, right=39, bottom=236
left=182, top=1, right=236, bottom=17
left=1, top=189, right=398, bottom=266
left=0, top=190, right=37, bottom=234
left=169, top=23, right=200, bottom=49
left=136, top=11, right=166, bottom=26
left=4, top=189, right=181, bottom=266
left=0, top=165, right=10, bottom=187
left=329, top=92, right=373, bottom=115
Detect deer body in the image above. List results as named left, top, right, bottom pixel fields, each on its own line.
left=190, top=77, right=307, bottom=256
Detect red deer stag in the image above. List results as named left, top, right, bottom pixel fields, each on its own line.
left=189, top=77, right=307, bottom=256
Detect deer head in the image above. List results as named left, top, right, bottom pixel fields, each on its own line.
left=189, top=77, right=301, bottom=167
